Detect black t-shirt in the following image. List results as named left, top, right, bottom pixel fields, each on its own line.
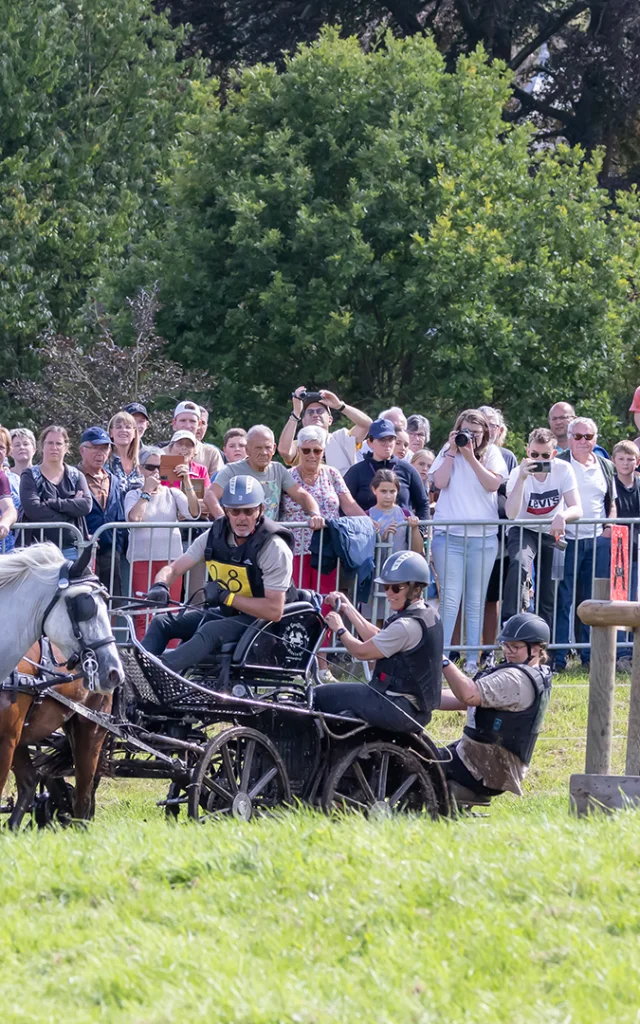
left=614, top=476, right=640, bottom=521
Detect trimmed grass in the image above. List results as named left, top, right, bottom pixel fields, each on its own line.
left=2, top=668, right=640, bottom=1022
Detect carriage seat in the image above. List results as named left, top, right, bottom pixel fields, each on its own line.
left=198, top=593, right=321, bottom=669
left=230, top=599, right=318, bottom=664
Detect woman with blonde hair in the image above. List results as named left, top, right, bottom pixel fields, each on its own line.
left=108, top=410, right=143, bottom=493
left=429, top=408, right=508, bottom=673
left=19, top=425, right=92, bottom=559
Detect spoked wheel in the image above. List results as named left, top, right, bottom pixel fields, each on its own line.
left=188, top=726, right=291, bottom=822
left=321, top=741, right=439, bottom=818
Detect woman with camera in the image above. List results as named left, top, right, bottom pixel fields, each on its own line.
left=430, top=409, right=507, bottom=673
left=504, top=428, right=582, bottom=630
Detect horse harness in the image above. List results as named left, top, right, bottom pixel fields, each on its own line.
left=39, top=564, right=116, bottom=690
left=0, top=563, right=115, bottom=698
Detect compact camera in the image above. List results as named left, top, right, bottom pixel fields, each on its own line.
left=530, top=460, right=552, bottom=474
left=455, top=428, right=474, bottom=448
left=292, top=390, right=323, bottom=403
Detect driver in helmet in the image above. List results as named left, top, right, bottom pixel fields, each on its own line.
left=142, top=476, right=297, bottom=673
left=318, top=551, right=443, bottom=733
left=439, top=612, right=553, bottom=797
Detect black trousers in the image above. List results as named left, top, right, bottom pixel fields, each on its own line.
left=314, top=683, right=424, bottom=734
left=502, top=528, right=555, bottom=629
left=142, top=608, right=254, bottom=674
left=95, top=550, right=122, bottom=597
left=438, top=741, right=503, bottom=796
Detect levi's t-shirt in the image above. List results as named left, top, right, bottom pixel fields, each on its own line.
left=506, top=460, right=578, bottom=533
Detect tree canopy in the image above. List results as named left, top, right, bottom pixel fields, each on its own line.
left=162, top=1, right=640, bottom=184
left=0, top=0, right=208, bottom=413
left=152, top=30, right=640, bottom=442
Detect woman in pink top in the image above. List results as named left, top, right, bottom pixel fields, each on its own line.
left=162, top=431, right=211, bottom=489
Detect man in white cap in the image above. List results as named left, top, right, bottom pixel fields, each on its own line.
left=167, top=401, right=223, bottom=480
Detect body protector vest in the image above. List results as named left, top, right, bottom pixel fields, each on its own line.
left=370, top=604, right=443, bottom=725
left=204, top=516, right=297, bottom=613
left=463, top=662, right=552, bottom=765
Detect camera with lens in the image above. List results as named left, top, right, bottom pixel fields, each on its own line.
left=292, top=390, right=323, bottom=403
left=455, top=428, right=474, bottom=448
left=530, top=460, right=552, bottom=474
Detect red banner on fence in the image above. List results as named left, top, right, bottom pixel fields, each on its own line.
left=610, top=524, right=629, bottom=601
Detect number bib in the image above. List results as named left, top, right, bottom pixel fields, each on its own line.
left=205, top=559, right=253, bottom=598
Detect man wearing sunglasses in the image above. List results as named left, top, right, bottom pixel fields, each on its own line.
left=278, top=387, right=372, bottom=476
left=317, top=551, right=443, bottom=733
left=503, top=427, right=582, bottom=630
left=142, top=476, right=296, bottom=674
left=439, top=613, right=552, bottom=799
left=554, top=417, right=617, bottom=671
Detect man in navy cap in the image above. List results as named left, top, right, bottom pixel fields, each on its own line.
left=77, top=427, right=125, bottom=593
left=123, top=402, right=151, bottom=454
left=344, top=418, right=429, bottom=519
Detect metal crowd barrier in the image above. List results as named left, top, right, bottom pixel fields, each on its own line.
left=4, top=517, right=639, bottom=660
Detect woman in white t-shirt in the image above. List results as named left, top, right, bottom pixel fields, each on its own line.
left=430, top=409, right=507, bottom=673
left=504, top=428, right=582, bottom=629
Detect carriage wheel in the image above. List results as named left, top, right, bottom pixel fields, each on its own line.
left=188, top=727, right=291, bottom=822
left=321, top=741, right=439, bottom=818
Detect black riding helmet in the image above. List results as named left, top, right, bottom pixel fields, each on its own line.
left=499, top=613, right=550, bottom=663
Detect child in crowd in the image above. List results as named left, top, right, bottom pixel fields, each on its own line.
left=611, top=440, right=640, bottom=664
left=612, top=440, right=640, bottom=518
left=367, top=469, right=423, bottom=554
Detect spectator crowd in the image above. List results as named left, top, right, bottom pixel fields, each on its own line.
left=2, top=386, right=640, bottom=674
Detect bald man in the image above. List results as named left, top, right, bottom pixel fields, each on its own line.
left=205, top=424, right=324, bottom=524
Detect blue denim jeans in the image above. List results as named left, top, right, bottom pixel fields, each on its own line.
left=554, top=535, right=611, bottom=667
left=431, top=532, right=499, bottom=671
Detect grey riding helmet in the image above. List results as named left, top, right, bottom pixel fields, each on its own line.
left=374, top=551, right=431, bottom=586
left=498, top=613, right=550, bottom=646
left=219, top=475, right=266, bottom=508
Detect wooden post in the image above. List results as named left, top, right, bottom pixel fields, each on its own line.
left=582, top=579, right=616, bottom=775
left=626, top=629, right=640, bottom=775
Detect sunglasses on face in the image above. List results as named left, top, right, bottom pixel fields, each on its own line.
left=227, top=506, right=260, bottom=517
left=382, top=583, right=408, bottom=594
left=502, top=642, right=527, bottom=654
left=300, top=447, right=324, bottom=455
left=144, top=464, right=161, bottom=472
left=572, top=433, right=595, bottom=441
left=529, top=451, right=553, bottom=459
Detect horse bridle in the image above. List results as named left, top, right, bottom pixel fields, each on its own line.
left=40, top=564, right=117, bottom=690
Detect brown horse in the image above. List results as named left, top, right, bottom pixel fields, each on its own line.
left=0, top=640, right=112, bottom=828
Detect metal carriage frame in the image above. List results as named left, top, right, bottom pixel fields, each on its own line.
left=2, top=600, right=451, bottom=826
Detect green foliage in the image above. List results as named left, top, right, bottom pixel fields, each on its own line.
left=153, top=30, right=640, bottom=443
left=0, top=0, right=209, bottom=411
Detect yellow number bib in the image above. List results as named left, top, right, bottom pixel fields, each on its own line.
left=205, top=560, right=253, bottom=598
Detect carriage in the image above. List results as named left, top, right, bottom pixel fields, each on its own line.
left=2, top=590, right=451, bottom=826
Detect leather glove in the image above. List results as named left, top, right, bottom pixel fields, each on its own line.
left=146, top=582, right=170, bottom=606
left=204, top=580, right=231, bottom=608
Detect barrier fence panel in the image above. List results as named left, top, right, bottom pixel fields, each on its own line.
left=6, top=516, right=640, bottom=660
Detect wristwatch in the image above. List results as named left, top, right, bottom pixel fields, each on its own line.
left=140, top=492, right=151, bottom=502
left=336, top=627, right=347, bottom=639
left=442, top=657, right=451, bottom=668
left=336, top=402, right=346, bottom=413
left=290, top=412, right=301, bottom=422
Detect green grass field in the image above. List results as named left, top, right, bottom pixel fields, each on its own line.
left=2, top=669, right=640, bottom=1023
